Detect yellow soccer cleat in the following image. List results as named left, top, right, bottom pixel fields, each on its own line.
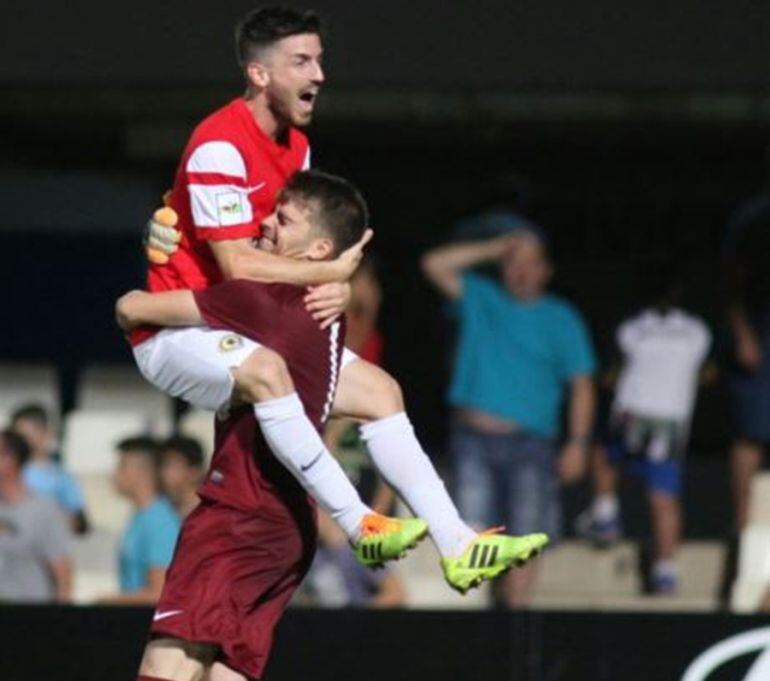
left=441, top=528, right=549, bottom=594
left=353, top=514, right=429, bottom=569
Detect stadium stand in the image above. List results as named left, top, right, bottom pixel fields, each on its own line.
left=731, top=472, right=770, bottom=612
left=178, top=408, right=215, bottom=462
left=0, top=363, right=59, bottom=426
left=63, top=410, right=163, bottom=602
left=76, top=364, right=172, bottom=423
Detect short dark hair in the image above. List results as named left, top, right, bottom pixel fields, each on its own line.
left=162, top=436, right=205, bottom=469
left=10, top=403, right=49, bottom=428
left=1, top=429, right=31, bottom=467
left=116, top=436, right=160, bottom=465
left=235, top=6, right=321, bottom=67
left=281, top=170, right=368, bottom=255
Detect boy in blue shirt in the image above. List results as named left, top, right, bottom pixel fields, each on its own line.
left=423, top=228, right=596, bottom=606
left=12, top=404, right=89, bottom=535
left=100, top=436, right=180, bottom=605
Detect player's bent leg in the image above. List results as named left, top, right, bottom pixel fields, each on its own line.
left=230, top=347, right=294, bottom=403
left=138, top=637, right=217, bottom=681
left=335, top=358, right=549, bottom=582
left=133, top=328, right=259, bottom=411
left=331, top=355, right=404, bottom=421
left=334, top=358, right=477, bottom=559
left=233, top=348, right=426, bottom=565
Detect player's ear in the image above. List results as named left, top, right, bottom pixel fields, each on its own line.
left=246, top=61, right=270, bottom=89
left=308, top=237, right=334, bottom=261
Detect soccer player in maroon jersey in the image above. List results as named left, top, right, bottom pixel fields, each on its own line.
left=123, top=172, right=361, bottom=681
left=135, top=7, right=547, bottom=592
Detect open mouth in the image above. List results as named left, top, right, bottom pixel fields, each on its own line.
left=298, top=90, right=318, bottom=111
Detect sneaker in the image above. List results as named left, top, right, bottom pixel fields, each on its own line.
left=353, top=514, right=429, bottom=569
left=441, top=528, right=549, bottom=595
left=650, top=572, right=678, bottom=595
left=575, top=510, right=622, bottom=549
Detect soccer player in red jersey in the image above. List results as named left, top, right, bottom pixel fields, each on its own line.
left=133, top=7, right=547, bottom=591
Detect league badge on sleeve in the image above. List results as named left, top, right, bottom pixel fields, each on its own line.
left=216, top=191, right=245, bottom=226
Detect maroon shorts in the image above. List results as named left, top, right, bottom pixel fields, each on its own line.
left=150, top=495, right=317, bottom=679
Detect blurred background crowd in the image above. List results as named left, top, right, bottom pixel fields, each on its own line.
left=4, top=0, right=770, bottom=620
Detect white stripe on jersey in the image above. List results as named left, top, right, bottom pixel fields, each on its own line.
left=321, top=321, right=341, bottom=423
left=302, top=147, right=312, bottom=170
left=186, top=141, right=247, bottom=178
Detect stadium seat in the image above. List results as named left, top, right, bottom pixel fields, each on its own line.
left=748, top=472, right=770, bottom=525
left=62, top=410, right=164, bottom=475
left=76, top=364, right=173, bottom=424
left=72, top=528, right=122, bottom=604
left=178, top=408, right=215, bottom=462
left=730, top=474, right=770, bottom=612
left=0, top=363, right=59, bottom=425
left=77, top=473, right=132, bottom=532
left=731, top=525, right=770, bottom=612
left=534, top=540, right=722, bottom=611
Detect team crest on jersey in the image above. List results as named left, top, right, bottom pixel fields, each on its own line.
left=215, top=191, right=244, bottom=226
left=219, top=335, right=244, bottom=352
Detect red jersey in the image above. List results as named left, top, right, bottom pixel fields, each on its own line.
left=192, top=279, right=345, bottom=512
left=131, top=98, right=310, bottom=344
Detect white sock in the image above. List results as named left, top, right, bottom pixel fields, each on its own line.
left=253, top=393, right=371, bottom=540
left=592, top=493, right=619, bottom=522
left=360, top=412, right=476, bottom=558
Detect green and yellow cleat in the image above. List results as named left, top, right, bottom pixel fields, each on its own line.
left=441, top=529, right=549, bottom=594
left=354, top=514, right=429, bottom=569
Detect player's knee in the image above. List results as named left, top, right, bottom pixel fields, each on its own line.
left=369, top=372, right=405, bottom=418
left=233, top=348, right=293, bottom=402
left=140, top=638, right=214, bottom=681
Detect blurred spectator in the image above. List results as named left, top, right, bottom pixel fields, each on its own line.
left=577, top=264, right=711, bottom=594
left=0, top=429, right=72, bottom=602
left=723, top=173, right=770, bottom=531
left=10, top=403, right=89, bottom=534
left=99, top=437, right=180, bottom=605
left=306, top=258, right=405, bottom=608
left=422, top=229, right=596, bottom=607
left=345, top=256, right=384, bottom=366
left=160, top=435, right=205, bottom=519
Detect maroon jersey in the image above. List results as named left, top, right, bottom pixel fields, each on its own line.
left=192, top=279, right=345, bottom=512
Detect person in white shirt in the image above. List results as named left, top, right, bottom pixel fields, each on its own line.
left=578, top=269, right=711, bottom=594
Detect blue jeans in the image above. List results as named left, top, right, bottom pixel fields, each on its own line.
left=450, top=422, right=561, bottom=540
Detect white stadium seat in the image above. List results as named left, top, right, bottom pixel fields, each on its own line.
left=731, top=473, right=770, bottom=612
left=748, top=472, right=770, bottom=526
left=178, top=408, right=216, bottom=462
left=0, top=363, right=59, bottom=426
left=62, top=409, right=162, bottom=475
left=72, top=528, right=122, bottom=604
left=76, top=363, right=172, bottom=423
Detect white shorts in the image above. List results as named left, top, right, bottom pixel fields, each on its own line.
left=133, top=327, right=359, bottom=412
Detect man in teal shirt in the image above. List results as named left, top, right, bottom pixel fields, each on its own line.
left=100, top=436, right=180, bottom=604
left=423, top=227, right=596, bottom=606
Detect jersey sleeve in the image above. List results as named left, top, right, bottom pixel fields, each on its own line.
left=184, top=140, right=261, bottom=241
left=194, top=280, right=281, bottom=342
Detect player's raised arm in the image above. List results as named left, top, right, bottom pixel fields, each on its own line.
left=115, top=290, right=203, bottom=331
